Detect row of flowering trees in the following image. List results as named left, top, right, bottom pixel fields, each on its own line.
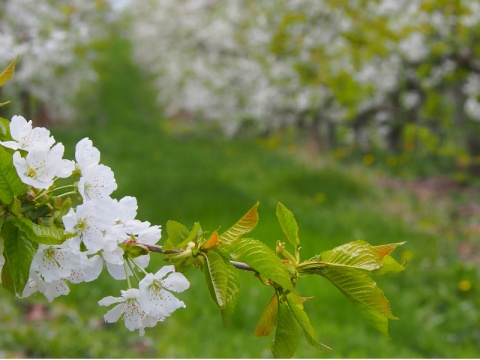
left=3, top=1, right=480, bottom=170
left=0, top=58, right=405, bottom=357
left=127, top=0, right=480, bottom=171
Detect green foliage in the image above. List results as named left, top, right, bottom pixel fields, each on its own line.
left=276, top=202, right=300, bottom=251
left=163, top=220, right=198, bottom=250
left=218, top=201, right=259, bottom=246
left=160, top=201, right=403, bottom=356
left=284, top=292, right=332, bottom=351
left=11, top=216, right=67, bottom=245
left=2, top=220, right=38, bottom=295
left=0, top=149, right=27, bottom=205
left=203, top=250, right=230, bottom=308
left=272, top=297, right=300, bottom=358
left=300, top=240, right=405, bottom=337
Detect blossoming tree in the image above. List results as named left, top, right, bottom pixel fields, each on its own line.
left=0, top=0, right=114, bottom=122
left=128, top=0, right=480, bottom=170
left=0, top=57, right=405, bottom=357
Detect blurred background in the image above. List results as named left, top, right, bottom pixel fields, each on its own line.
left=1, top=0, right=480, bottom=357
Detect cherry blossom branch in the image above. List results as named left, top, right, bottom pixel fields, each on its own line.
left=142, top=244, right=257, bottom=273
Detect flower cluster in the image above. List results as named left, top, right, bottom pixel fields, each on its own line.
left=0, top=115, right=189, bottom=335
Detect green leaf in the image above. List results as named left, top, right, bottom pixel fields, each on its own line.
left=2, top=220, right=38, bottom=295
left=272, top=298, right=300, bottom=358
left=255, top=292, right=279, bottom=337
left=1, top=256, right=16, bottom=295
left=218, top=202, right=259, bottom=246
left=0, top=100, right=11, bottom=107
left=285, top=292, right=332, bottom=351
left=0, top=149, right=27, bottom=205
left=276, top=202, right=300, bottom=249
left=373, top=255, right=405, bottom=275
left=163, top=221, right=200, bottom=250
left=0, top=117, right=10, bottom=139
left=0, top=55, right=19, bottom=87
left=203, top=250, right=229, bottom=308
left=220, top=260, right=241, bottom=325
left=12, top=216, right=66, bottom=245
left=228, top=237, right=294, bottom=292
left=371, top=242, right=406, bottom=274
left=318, top=240, right=383, bottom=271
left=318, top=267, right=396, bottom=337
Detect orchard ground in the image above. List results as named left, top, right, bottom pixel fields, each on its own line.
left=1, top=38, right=479, bottom=358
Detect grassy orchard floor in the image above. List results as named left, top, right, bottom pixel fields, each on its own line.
left=1, top=38, right=480, bottom=358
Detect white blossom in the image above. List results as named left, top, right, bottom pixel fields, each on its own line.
left=0, top=115, right=55, bottom=151
left=99, top=288, right=162, bottom=336
left=67, top=254, right=104, bottom=284
left=12, top=143, right=75, bottom=189
left=75, top=137, right=101, bottom=171
left=30, top=243, right=82, bottom=282
left=138, top=265, right=189, bottom=318
left=62, top=199, right=119, bottom=253
left=22, top=271, right=70, bottom=302
left=75, top=137, right=117, bottom=201
left=77, top=164, right=117, bottom=201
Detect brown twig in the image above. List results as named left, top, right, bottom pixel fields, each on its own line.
left=141, top=243, right=257, bottom=273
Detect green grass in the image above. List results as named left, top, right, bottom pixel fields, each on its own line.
left=1, top=37, right=479, bottom=358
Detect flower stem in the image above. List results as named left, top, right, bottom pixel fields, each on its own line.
left=124, top=261, right=132, bottom=289
left=57, top=191, right=79, bottom=199
left=126, top=258, right=142, bottom=283
left=128, top=256, right=149, bottom=276
left=48, top=184, right=75, bottom=195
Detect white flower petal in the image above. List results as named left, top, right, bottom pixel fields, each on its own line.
left=162, top=272, right=190, bottom=293
left=104, top=304, right=125, bottom=323
left=153, top=265, right=176, bottom=279
left=75, top=137, right=100, bottom=170
left=99, top=295, right=125, bottom=307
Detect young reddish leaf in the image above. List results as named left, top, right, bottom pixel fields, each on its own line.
left=372, top=242, right=406, bottom=260
left=255, top=292, right=279, bottom=337
left=203, top=230, right=219, bottom=249
left=218, top=202, right=259, bottom=246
